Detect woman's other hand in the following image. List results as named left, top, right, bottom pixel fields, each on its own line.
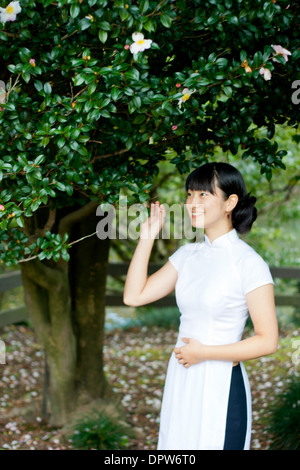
left=174, top=338, right=205, bottom=368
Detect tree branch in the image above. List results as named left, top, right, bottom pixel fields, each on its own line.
left=58, top=201, right=99, bottom=237
left=91, top=148, right=129, bottom=163
left=43, top=208, right=57, bottom=233
left=21, top=258, right=64, bottom=291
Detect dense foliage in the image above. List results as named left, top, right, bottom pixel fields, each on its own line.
left=0, top=0, right=299, bottom=265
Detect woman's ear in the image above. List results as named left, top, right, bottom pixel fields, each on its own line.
left=226, top=194, right=239, bottom=212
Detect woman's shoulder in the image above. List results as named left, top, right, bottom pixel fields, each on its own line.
left=232, top=235, right=261, bottom=257
left=173, top=241, right=205, bottom=255
left=234, top=239, right=270, bottom=273
left=168, top=241, right=202, bottom=271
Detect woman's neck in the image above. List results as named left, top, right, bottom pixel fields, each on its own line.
left=204, top=223, right=233, bottom=244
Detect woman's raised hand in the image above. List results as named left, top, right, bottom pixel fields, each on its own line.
left=140, top=201, right=166, bottom=240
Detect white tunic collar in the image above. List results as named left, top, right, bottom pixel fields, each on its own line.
left=204, top=229, right=239, bottom=248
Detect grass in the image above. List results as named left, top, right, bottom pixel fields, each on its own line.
left=68, top=411, right=130, bottom=450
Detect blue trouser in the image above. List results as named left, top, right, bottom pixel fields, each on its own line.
left=223, top=363, right=247, bottom=450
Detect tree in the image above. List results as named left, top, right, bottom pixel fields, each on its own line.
left=0, top=0, right=299, bottom=426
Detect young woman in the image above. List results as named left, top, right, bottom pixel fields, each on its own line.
left=123, top=162, right=278, bottom=450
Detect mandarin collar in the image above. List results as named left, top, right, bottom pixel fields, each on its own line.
left=204, top=229, right=239, bottom=248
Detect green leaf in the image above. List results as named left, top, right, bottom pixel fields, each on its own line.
left=34, top=155, right=45, bottom=165
left=4, top=103, right=16, bottom=111
left=111, top=87, right=124, bottom=101
left=56, top=182, right=66, bottom=192
left=16, top=217, right=24, bottom=228
left=99, top=109, right=111, bottom=118
left=125, top=138, right=133, bottom=150
left=65, top=185, right=74, bottom=196
left=98, top=21, right=111, bottom=31
left=62, top=251, right=70, bottom=262
left=132, top=95, right=142, bottom=108
left=22, top=72, right=31, bottom=83
left=143, top=19, right=154, bottom=32
left=42, top=137, right=50, bottom=147
left=223, top=86, right=233, bottom=97
left=99, top=97, right=111, bottom=108
left=0, top=32, right=8, bottom=41
left=99, top=67, right=114, bottom=75
left=7, top=64, right=16, bottom=73
left=292, top=50, right=300, bottom=60
left=34, top=80, right=43, bottom=92
left=124, top=68, right=140, bottom=81
left=44, top=82, right=52, bottom=95
left=70, top=4, right=80, bottom=19
left=19, top=47, right=31, bottom=63
left=98, top=30, right=108, bottom=44
left=240, top=50, right=247, bottom=63
left=216, top=58, right=228, bottom=67
left=139, top=0, right=149, bottom=14
left=119, top=8, right=129, bottom=21
left=160, top=14, right=172, bottom=28
left=57, top=137, right=65, bottom=149
left=31, top=199, right=40, bottom=211
left=80, top=17, right=93, bottom=31
left=73, top=74, right=85, bottom=86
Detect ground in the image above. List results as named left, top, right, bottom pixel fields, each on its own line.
left=0, top=323, right=298, bottom=450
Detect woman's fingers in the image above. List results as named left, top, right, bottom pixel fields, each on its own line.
left=151, top=201, right=164, bottom=216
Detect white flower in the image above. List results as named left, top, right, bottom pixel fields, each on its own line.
left=271, top=44, right=292, bottom=62
left=0, top=80, right=6, bottom=110
left=0, top=1, right=21, bottom=23
left=178, top=87, right=196, bottom=108
left=259, top=67, right=272, bottom=81
left=129, top=32, right=152, bottom=54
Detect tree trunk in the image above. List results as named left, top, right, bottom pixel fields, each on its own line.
left=70, top=209, right=111, bottom=405
left=21, top=258, right=76, bottom=426
left=21, top=207, right=112, bottom=427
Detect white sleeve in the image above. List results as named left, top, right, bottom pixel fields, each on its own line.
left=168, top=245, right=187, bottom=272
left=241, top=253, right=274, bottom=295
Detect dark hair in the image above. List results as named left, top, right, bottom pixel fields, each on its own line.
left=185, top=162, right=257, bottom=234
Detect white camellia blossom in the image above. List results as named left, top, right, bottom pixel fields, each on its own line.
left=271, top=44, right=292, bottom=62
left=178, top=88, right=196, bottom=108
left=0, top=1, right=21, bottom=23
left=129, top=32, right=152, bottom=54
left=259, top=67, right=272, bottom=81
left=0, top=81, right=6, bottom=111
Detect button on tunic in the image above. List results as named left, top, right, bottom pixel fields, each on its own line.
left=157, top=229, right=274, bottom=450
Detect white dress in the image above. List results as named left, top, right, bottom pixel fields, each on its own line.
left=157, top=229, right=274, bottom=450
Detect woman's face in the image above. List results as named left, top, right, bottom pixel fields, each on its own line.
left=185, top=185, right=229, bottom=230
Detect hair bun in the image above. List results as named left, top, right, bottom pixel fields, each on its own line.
left=232, top=193, right=257, bottom=234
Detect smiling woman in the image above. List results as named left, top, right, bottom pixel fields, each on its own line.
left=124, top=162, right=278, bottom=450
left=185, top=162, right=257, bottom=238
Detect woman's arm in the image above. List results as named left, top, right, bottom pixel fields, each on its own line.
left=174, top=283, right=278, bottom=367
left=123, top=202, right=178, bottom=307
